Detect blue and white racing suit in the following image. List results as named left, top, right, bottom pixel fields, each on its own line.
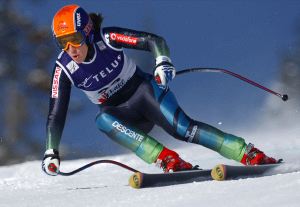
left=46, top=27, right=247, bottom=164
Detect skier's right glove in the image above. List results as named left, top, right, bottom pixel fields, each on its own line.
left=154, top=56, right=176, bottom=89
left=42, top=149, right=60, bottom=176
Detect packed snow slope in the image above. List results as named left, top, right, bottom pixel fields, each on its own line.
left=1, top=149, right=300, bottom=207
left=1, top=138, right=300, bottom=207
left=1, top=96, right=300, bottom=207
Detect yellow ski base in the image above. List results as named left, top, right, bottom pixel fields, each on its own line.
left=129, top=172, right=143, bottom=189
left=211, top=164, right=226, bottom=181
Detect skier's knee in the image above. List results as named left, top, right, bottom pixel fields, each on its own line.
left=95, top=113, right=113, bottom=133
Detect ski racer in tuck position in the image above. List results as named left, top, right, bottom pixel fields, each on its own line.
left=42, top=4, right=278, bottom=176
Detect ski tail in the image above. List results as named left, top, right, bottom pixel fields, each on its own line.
left=211, top=163, right=282, bottom=181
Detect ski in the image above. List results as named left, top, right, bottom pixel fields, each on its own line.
left=129, top=163, right=285, bottom=188
left=129, top=169, right=212, bottom=188
left=211, top=163, right=282, bottom=181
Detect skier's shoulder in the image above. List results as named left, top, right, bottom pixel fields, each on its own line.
left=56, top=50, right=70, bottom=62
left=53, top=50, right=76, bottom=74
left=51, top=53, right=72, bottom=85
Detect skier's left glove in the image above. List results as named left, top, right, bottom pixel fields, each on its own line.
left=42, top=149, right=60, bottom=176
left=154, top=56, right=176, bottom=89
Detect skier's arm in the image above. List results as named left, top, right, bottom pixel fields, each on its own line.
left=46, top=65, right=71, bottom=151
left=102, top=27, right=175, bottom=87
left=102, top=27, right=170, bottom=60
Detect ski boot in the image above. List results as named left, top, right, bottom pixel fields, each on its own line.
left=240, top=143, right=278, bottom=165
left=156, top=147, right=193, bottom=172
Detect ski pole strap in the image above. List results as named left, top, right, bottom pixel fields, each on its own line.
left=176, top=67, right=288, bottom=102
left=58, top=159, right=139, bottom=176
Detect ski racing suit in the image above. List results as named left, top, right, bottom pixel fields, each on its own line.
left=46, top=27, right=247, bottom=164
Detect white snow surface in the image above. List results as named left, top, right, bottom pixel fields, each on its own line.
left=1, top=145, right=300, bottom=207
left=1, top=96, right=300, bottom=207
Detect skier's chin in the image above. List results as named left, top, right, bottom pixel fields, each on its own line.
left=72, top=55, right=84, bottom=64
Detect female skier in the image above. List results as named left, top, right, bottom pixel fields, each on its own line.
left=42, top=4, right=278, bottom=176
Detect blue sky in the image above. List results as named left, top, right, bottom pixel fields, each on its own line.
left=14, top=0, right=300, bottom=154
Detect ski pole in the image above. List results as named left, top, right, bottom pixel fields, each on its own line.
left=59, top=159, right=139, bottom=176
left=176, top=67, right=288, bottom=102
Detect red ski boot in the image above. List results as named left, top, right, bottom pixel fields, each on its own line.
left=240, top=143, right=278, bottom=165
left=156, top=147, right=193, bottom=172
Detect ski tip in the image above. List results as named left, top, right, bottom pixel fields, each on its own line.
left=129, top=172, right=143, bottom=189
left=211, top=164, right=226, bottom=181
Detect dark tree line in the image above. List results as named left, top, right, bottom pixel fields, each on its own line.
left=0, top=0, right=53, bottom=165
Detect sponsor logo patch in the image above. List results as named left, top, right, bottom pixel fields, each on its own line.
left=185, top=125, right=198, bottom=142
left=78, top=75, right=93, bottom=88
left=109, top=33, right=138, bottom=45
left=57, top=21, right=68, bottom=33
left=51, top=67, right=62, bottom=98
left=97, top=78, right=126, bottom=104
left=97, top=41, right=107, bottom=51
left=83, top=19, right=93, bottom=35
left=77, top=55, right=122, bottom=90
left=66, top=61, right=79, bottom=74
left=112, top=121, right=144, bottom=142
left=76, top=13, right=81, bottom=27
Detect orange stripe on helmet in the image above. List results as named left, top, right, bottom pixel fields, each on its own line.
left=52, top=4, right=80, bottom=37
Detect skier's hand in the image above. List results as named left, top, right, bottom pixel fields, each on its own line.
left=42, top=149, right=60, bottom=176
left=154, top=56, right=176, bottom=89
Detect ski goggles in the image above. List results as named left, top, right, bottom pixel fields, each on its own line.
left=55, top=31, right=86, bottom=50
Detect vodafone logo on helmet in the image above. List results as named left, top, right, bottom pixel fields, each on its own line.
left=109, top=33, right=138, bottom=45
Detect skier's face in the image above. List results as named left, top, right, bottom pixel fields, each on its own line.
left=65, top=43, right=88, bottom=64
